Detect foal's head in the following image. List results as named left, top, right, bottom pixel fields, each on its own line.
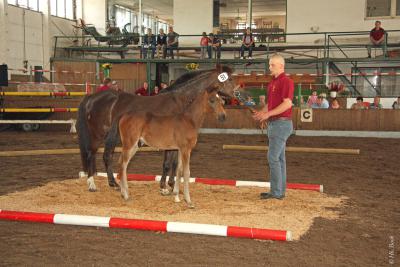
left=207, top=92, right=226, bottom=122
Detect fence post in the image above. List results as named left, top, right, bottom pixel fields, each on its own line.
left=297, top=83, right=302, bottom=107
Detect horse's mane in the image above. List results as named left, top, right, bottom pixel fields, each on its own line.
left=160, top=66, right=233, bottom=94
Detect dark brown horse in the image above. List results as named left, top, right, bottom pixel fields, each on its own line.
left=77, top=67, right=239, bottom=198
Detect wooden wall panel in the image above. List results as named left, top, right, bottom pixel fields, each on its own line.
left=203, top=107, right=400, bottom=131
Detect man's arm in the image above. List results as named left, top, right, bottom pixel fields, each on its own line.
left=253, top=98, right=292, bottom=122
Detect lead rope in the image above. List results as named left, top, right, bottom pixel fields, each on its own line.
left=233, top=91, right=266, bottom=134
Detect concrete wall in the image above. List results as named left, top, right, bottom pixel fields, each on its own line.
left=83, top=0, right=106, bottom=34
left=5, top=4, right=84, bottom=74
left=173, top=0, right=213, bottom=45
left=7, top=5, right=44, bottom=70
left=287, top=0, right=400, bottom=43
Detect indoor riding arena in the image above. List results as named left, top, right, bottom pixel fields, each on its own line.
left=0, top=1, right=399, bottom=266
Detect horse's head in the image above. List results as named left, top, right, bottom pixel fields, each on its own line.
left=207, top=92, right=226, bottom=122
left=207, top=66, right=240, bottom=97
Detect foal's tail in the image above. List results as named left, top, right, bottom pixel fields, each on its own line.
left=77, top=96, right=91, bottom=173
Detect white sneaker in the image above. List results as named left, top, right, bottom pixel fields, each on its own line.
left=240, top=57, right=244, bottom=59
left=248, top=57, right=253, bottom=59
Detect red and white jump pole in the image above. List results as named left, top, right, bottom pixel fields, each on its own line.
left=0, top=210, right=292, bottom=241
left=80, top=172, right=323, bottom=193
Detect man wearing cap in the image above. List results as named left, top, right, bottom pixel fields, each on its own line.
left=253, top=53, right=294, bottom=200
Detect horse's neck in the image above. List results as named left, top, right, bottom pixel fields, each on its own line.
left=183, top=92, right=209, bottom=129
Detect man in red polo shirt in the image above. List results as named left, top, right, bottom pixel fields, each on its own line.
left=253, top=53, right=294, bottom=200
left=367, top=21, right=387, bottom=58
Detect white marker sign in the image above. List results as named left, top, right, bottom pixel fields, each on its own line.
left=218, top=72, right=229, bottom=82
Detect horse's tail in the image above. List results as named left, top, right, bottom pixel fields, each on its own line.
left=77, top=96, right=91, bottom=173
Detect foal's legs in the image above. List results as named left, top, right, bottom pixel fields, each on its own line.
left=181, top=150, right=194, bottom=208
left=168, top=150, right=178, bottom=189
left=160, top=151, right=171, bottom=195
left=173, top=151, right=183, bottom=203
left=160, top=150, right=178, bottom=195
left=103, top=122, right=119, bottom=188
left=119, top=142, right=139, bottom=200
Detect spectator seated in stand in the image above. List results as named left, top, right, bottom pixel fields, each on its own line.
left=240, top=27, right=254, bottom=59
left=330, top=98, right=341, bottom=109
left=367, top=20, right=387, bottom=58
left=208, top=33, right=221, bottom=59
left=160, top=82, right=168, bottom=90
left=96, top=78, right=112, bottom=93
left=311, top=94, right=329, bottom=109
left=244, top=95, right=256, bottom=106
left=166, top=26, right=179, bottom=59
left=142, top=28, right=156, bottom=59
left=351, top=96, right=369, bottom=110
left=392, top=96, right=400, bottom=109
left=156, top=28, right=167, bottom=58
left=150, top=86, right=160, bottom=96
left=135, top=82, right=149, bottom=96
left=369, top=96, right=383, bottom=109
left=307, top=90, right=318, bottom=107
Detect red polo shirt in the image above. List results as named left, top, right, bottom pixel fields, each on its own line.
left=370, top=27, right=385, bottom=41
left=267, top=72, right=294, bottom=119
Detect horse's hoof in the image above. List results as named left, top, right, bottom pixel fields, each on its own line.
left=108, top=181, right=119, bottom=188
left=187, top=202, right=195, bottom=209
left=87, top=177, right=96, bottom=192
left=121, top=190, right=129, bottom=201
left=160, top=188, right=170, bottom=196
left=174, top=195, right=181, bottom=203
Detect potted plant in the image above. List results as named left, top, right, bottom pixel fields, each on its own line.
left=328, top=82, right=344, bottom=98
left=101, top=63, right=112, bottom=78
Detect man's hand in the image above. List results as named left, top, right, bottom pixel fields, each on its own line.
left=252, top=110, right=270, bottom=123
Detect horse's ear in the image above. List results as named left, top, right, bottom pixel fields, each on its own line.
left=221, top=65, right=233, bottom=74
left=216, top=64, right=223, bottom=73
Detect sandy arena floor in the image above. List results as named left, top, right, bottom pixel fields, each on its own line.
left=0, top=131, right=398, bottom=266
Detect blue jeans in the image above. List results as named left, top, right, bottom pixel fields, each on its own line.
left=207, top=46, right=221, bottom=59
left=142, top=45, right=156, bottom=59
left=267, top=120, right=293, bottom=197
left=240, top=44, right=253, bottom=57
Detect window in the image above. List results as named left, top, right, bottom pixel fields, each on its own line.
left=50, top=0, right=75, bottom=19
left=354, top=67, right=400, bottom=96
left=366, top=0, right=400, bottom=17
left=8, top=0, right=77, bottom=18
left=114, top=5, right=133, bottom=31
left=8, top=0, right=40, bottom=11
left=397, top=0, right=400, bottom=15
left=28, top=0, right=38, bottom=11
